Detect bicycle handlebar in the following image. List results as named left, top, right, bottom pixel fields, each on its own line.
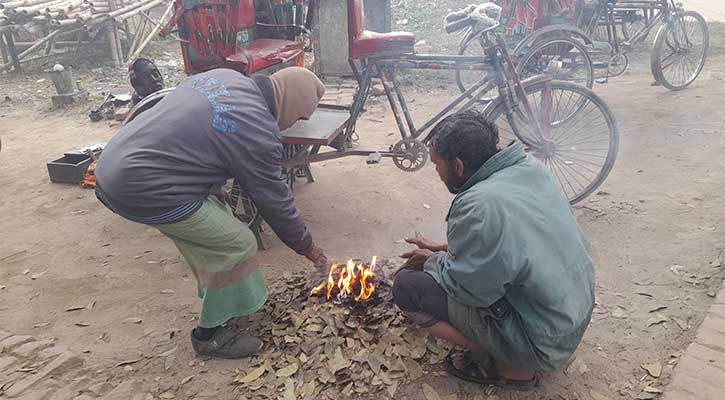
left=445, top=16, right=473, bottom=33
left=445, top=3, right=502, bottom=34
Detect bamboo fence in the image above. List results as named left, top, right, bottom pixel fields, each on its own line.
left=0, top=0, right=173, bottom=72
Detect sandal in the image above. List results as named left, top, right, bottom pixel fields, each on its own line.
left=190, top=326, right=263, bottom=359
left=444, top=351, right=538, bottom=391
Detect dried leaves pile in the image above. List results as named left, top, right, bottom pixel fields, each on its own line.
left=232, top=262, right=451, bottom=399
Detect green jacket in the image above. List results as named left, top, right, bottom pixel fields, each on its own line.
left=425, top=142, right=595, bottom=342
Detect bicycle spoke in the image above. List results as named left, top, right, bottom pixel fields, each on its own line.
left=554, top=159, right=603, bottom=181
left=550, top=157, right=578, bottom=198
left=556, top=121, right=611, bottom=148
left=554, top=155, right=596, bottom=188
left=555, top=154, right=607, bottom=172
left=548, top=158, right=569, bottom=197
left=557, top=150, right=609, bottom=159
left=551, top=104, right=600, bottom=143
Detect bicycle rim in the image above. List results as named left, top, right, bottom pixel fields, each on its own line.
left=455, top=38, right=497, bottom=101
left=622, top=10, right=651, bottom=43
left=651, top=11, right=709, bottom=91
left=516, top=38, right=594, bottom=89
left=484, top=80, right=619, bottom=204
left=227, top=180, right=262, bottom=229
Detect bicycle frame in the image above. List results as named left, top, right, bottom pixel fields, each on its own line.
left=620, top=1, right=669, bottom=47
left=283, top=28, right=552, bottom=169
left=283, top=53, right=497, bottom=168
left=601, top=0, right=683, bottom=52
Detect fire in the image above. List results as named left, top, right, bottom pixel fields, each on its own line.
left=310, top=257, right=377, bottom=302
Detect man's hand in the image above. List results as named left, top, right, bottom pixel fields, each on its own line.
left=405, top=231, right=447, bottom=252
left=305, top=244, right=328, bottom=269
left=395, top=248, right=433, bottom=277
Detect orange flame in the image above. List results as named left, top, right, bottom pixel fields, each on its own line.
left=310, top=257, right=377, bottom=302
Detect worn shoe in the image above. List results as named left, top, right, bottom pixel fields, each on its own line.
left=190, top=326, right=263, bottom=359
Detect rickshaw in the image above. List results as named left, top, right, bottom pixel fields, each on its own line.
left=455, top=0, right=597, bottom=97
left=455, top=0, right=709, bottom=92
left=126, top=1, right=619, bottom=248
left=580, top=0, right=709, bottom=90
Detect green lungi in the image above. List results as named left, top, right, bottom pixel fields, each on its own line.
left=446, top=296, right=591, bottom=372
left=155, top=196, right=268, bottom=328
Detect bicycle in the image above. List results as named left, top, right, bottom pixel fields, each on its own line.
left=343, top=2, right=619, bottom=204
left=455, top=0, right=596, bottom=100
left=125, top=2, right=620, bottom=245
left=582, top=0, right=709, bottom=89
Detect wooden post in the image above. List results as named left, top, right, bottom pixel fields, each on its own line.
left=43, top=26, right=54, bottom=54
left=114, top=23, right=123, bottom=62
left=0, top=33, right=9, bottom=64
left=125, top=0, right=172, bottom=63
left=106, top=25, right=120, bottom=66
left=127, top=15, right=146, bottom=59
left=106, top=0, right=122, bottom=66
left=3, top=30, right=21, bottom=72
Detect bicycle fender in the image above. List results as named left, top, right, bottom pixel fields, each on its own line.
left=123, top=87, right=176, bottom=125
left=513, top=25, right=594, bottom=56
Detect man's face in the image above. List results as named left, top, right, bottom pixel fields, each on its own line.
left=430, top=144, right=466, bottom=194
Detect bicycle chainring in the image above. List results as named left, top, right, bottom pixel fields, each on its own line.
left=391, top=138, right=428, bottom=172
left=607, top=53, right=629, bottom=77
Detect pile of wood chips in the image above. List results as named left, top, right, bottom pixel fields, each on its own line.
left=231, top=261, right=453, bottom=399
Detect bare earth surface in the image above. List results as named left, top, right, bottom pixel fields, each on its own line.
left=2, top=12, right=725, bottom=400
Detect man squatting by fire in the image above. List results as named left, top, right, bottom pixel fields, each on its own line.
left=393, top=110, right=595, bottom=390
left=94, top=67, right=328, bottom=359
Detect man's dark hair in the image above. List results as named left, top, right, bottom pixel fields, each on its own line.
left=430, top=110, right=500, bottom=172
left=130, top=57, right=156, bottom=75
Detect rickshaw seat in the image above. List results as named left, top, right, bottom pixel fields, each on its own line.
left=350, top=31, right=416, bottom=58
left=347, top=0, right=415, bottom=58
left=173, top=0, right=304, bottom=75
left=225, top=39, right=304, bottom=74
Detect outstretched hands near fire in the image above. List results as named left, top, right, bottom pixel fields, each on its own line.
left=305, top=244, right=328, bottom=269
left=405, top=231, right=448, bottom=252
left=396, top=248, right=433, bottom=276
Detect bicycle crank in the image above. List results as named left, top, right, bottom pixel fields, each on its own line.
left=607, top=53, right=629, bottom=77
left=391, top=138, right=428, bottom=172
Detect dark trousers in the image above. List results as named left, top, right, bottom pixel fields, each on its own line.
left=392, top=269, right=449, bottom=328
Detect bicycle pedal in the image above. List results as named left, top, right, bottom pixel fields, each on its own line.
left=366, top=152, right=382, bottom=165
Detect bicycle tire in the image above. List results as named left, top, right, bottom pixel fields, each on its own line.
left=227, top=180, right=264, bottom=230
left=516, top=37, right=594, bottom=90
left=621, top=10, right=650, bottom=42
left=650, top=10, right=709, bottom=91
left=483, top=79, right=619, bottom=205
left=454, top=36, right=497, bottom=101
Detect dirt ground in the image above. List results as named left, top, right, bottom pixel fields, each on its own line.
left=2, top=8, right=725, bottom=400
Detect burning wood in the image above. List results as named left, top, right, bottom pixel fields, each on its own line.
left=309, top=257, right=378, bottom=303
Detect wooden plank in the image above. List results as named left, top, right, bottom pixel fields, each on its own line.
left=282, top=109, right=349, bottom=146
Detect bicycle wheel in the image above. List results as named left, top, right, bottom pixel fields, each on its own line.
left=621, top=9, right=650, bottom=42
left=516, top=38, right=594, bottom=89
left=454, top=37, right=497, bottom=101
left=483, top=80, right=619, bottom=204
left=590, top=23, right=612, bottom=43
left=650, top=10, right=709, bottom=91
left=227, top=180, right=263, bottom=230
